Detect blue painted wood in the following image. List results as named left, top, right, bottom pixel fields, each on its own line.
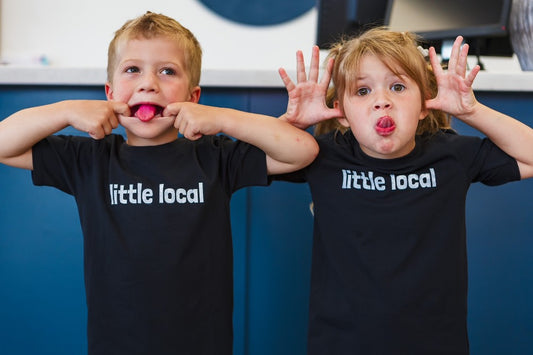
left=1, top=86, right=532, bottom=355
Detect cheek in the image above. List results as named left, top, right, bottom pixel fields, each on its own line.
left=109, top=84, right=132, bottom=102
left=166, top=85, right=193, bottom=102
left=343, top=106, right=367, bottom=127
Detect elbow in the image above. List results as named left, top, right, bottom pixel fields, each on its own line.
left=298, top=137, right=319, bottom=168
left=309, top=139, right=320, bottom=163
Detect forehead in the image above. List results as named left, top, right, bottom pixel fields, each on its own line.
left=357, top=54, right=407, bottom=77
left=115, top=36, right=185, bottom=61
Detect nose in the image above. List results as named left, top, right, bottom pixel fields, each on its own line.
left=373, top=89, right=391, bottom=110
left=138, top=72, right=160, bottom=93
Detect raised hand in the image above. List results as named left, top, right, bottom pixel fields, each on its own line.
left=425, top=36, right=481, bottom=119
left=278, top=45, right=343, bottom=129
left=164, top=102, right=223, bottom=140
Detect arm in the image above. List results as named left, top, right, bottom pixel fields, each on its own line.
left=0, top=100, right=129, bottom=170
left=278, top=45, right=343, bottom=129
left=163, top=103, right=319, bottom=175
left=426, top=36, right=533, bottom=179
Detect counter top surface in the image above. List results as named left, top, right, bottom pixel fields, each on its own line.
left=1, top=66, right=533, bottom=91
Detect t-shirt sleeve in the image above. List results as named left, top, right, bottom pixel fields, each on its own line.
left=32, top=135, right=79, bottom=194
left=31, top=135, right=99, bottom=195
left=208, top=135, right=269, bottom=192
left=467, top=137, right=521, bottom=186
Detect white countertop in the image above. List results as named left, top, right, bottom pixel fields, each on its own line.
left=0, top=66, right=285, bottom=88
left=1, top=66, right=533, bottom=91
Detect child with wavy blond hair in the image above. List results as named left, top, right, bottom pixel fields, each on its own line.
left=277, top=28, right=533, bottom=354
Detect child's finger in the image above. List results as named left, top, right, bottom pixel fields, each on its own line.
left=309, top=46, right=320, bottom=83
left=174, top=111, right=183, bottom=131
left=112, top=101, right=130, bottom=117
left=456, top=43, right=469, bottom=77
left=319, top=58, right=335, bottom=91
left=163, top=102, right=181, bottom=117
left=101, top=120, right=114, bottom=136
left=278, top=68, right=295, bottom=92
left=424, top=97, right=438, bottom=111
left=107, top=107, right=120, bottom=129
left=428, top=47, right=443, bottom=76
left=447, top=36, right=463, bottom=72
left=110, top=115, right=119, bottom=129
left=296, top=50, right=307, bottom=83
left=465, top=65, right=481, bottom=87
left=178, top=117, right=187, bottom=137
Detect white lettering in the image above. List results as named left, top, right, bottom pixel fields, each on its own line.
left=342, top=169, right=386, bottom=191
left=176, top=188, right=187, bottom=203
left=158, top=183, right=205, bottom=204
left=110, top=182, right=205, bottom=206
left=142, top=188, right=153, bottom=204
left=344, top=168, right=437, bottom=191
left=374, top=176, right=386, bottom=191
left=390, top=168, right=437, bottom=190
left=408, top=174, right=419, bottom=189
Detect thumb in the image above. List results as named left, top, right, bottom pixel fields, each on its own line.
left=328, top=107, right=344, bottom=120
left=425, top=97, right=439, bottom=111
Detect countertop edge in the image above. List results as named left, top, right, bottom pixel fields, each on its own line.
left=1, top=66, right=533, bottom=91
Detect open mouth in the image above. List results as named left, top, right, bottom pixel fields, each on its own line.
left=375, top=116, right=396, bottom=136
left=130, top=104, right=164, bottom=122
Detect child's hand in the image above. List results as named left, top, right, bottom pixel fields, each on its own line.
left=425, top=36, right=481, bottom=119
left=65, top=100, right=130, bottom=139
left=278, top=46, right=343, bottom=129
left=164, top=102, right=223, bottom=140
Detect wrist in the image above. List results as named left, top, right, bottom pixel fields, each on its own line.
left=454, top=102, right=485, bottom=125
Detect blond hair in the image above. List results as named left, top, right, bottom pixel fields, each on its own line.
left=316, top=27, right=450, bottom=136
left=107, top=11, right=202, bottom=89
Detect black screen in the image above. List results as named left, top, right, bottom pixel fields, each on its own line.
left=385, top=0, right=513, bottom=57
left=316, top=0, right=389, bottom=49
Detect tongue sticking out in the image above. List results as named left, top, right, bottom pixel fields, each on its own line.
left=376, top=116, right=396, bottom=136
left=135, top=104, right=157, bottom=122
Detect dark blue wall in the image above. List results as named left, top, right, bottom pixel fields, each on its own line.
left=0, top=85, right=532, bottom=355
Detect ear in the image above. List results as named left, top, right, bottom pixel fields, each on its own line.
left=333, top=99, right=350, bottom=128
left=105, top=82, right=114, bottom=100
left=188, top=86, right=201, bottom=103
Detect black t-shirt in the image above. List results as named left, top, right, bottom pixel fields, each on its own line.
left=32, top=134, right=268, bottom=355
left=277, top=129, right=520, bottom=355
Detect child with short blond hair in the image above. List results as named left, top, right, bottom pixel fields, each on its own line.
left=0, top=12, right=318, bottom=355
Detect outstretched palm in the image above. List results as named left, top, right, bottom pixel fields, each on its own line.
left=426, top=36, right=480, bottom=118
left=279, top=46, right=343, bottom=129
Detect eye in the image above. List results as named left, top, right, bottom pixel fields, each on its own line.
left=125, top=66, right=140, bottom=74
left=356, top=87, right=370, bottom=96
left=160, top=68, right=176, bottom=75
left=391, top=83, right=405, bottom=92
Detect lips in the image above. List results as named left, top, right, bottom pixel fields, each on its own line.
left=131, top=104, right=164, bottom=122
left=376, top=116, right=396, bottom=136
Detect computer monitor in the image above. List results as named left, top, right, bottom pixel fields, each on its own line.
left=316, top=0, right=389, bottom=49
left=384, top=0, right=513, bottom=61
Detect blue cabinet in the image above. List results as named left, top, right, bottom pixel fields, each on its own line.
left=1, top=85, right=532, bottom=354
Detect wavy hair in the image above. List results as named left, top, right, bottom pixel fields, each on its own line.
left=315, top=27, right=450, bottom=136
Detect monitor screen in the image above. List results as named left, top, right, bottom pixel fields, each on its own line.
left=384, top=0, right=513, bottom=57
left=316, top=0, right=389, bottom=49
